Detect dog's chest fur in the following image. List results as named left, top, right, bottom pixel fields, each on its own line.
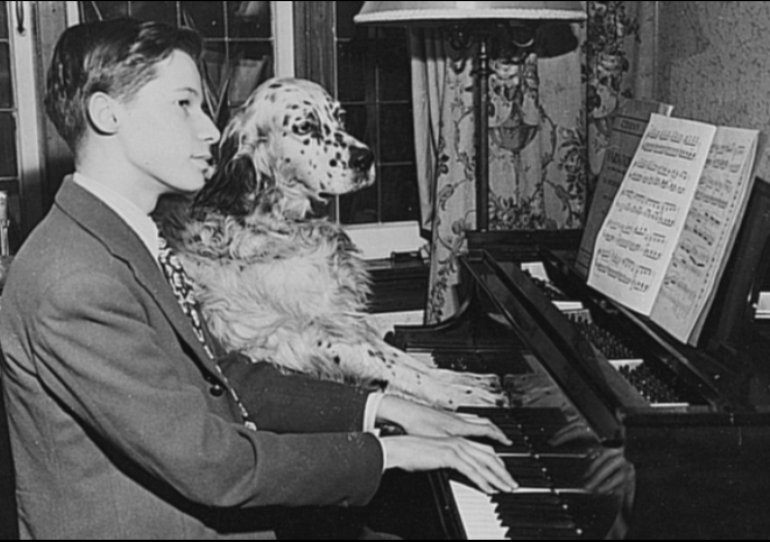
left=174, top=211, right=375, bottom=356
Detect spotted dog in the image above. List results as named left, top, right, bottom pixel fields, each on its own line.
left=159, top=77, right=506, bottom=410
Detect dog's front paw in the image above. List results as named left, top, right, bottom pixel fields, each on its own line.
left=433, top=368, right=503, bottom=392
left=440, top=383, right=510, bottom=410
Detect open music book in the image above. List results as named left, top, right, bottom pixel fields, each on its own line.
left=576, top=99, right=675, bottom=277
left=587, top=113, right=760, bottom=345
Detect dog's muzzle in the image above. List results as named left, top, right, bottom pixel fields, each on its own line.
left=349, top=146, right=375, bottom=174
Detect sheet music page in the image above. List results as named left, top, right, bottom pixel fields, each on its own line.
left=587, top=114, right=717, bottom=315
left=576, top=100, right=674, bottom=278
left=650, top=126, right=759, bottom=344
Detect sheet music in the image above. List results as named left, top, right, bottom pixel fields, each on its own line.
left=576, top=100, right=674, bottom=277
left=651, top=126, right=759, bottom=344
left=587, top=114, right=717, bottom=315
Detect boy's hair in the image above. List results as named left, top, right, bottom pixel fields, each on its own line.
left=45, top=18, right=202, bottom=154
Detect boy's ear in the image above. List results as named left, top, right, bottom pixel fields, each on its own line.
left=86, top=92, right=119, bottom=135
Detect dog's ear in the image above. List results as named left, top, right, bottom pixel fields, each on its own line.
left=193, top=132, right=260, bottom=218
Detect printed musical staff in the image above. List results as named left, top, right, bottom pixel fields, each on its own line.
left=588, top=113, right=759, bottom=346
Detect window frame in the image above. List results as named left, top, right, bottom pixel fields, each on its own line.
left=293, top=1, right=423, bottom=260
left=5, top=0, right=44, bottom=238
left=34, top=1, right=424, bottom=260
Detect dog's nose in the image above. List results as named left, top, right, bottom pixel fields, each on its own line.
left=349, top=146, right=374, bottom=172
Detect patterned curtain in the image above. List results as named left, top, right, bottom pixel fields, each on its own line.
left=411, top=1, right=653, bottom=324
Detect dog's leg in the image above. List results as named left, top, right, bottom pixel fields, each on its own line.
left=313, top=341, right=509, bottom=410
left=375, top=340, right=502, bottom=388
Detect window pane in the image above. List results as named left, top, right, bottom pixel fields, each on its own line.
left=84, top=2, right=129, bottom=21
left=227, top=41, right=273, bottom=106
left=379, top=104, right=414, bottom=163
left=0, top=113, right=17, bottom=177
left=341, top=103, right=369, bottom=145
left=181, top=1, right=225, bottom=38
left=228, top=1, right=271, bottom=39
left=78, top=1, right=275, bottom=130
left=337, top=41, right=367, bottom=103
left=335, top=2, right=417, bottom=227
left=380, top=165, right=419, bottom=222
left=201, top=40, right=228, bottom=93
left=339, top=184, right=377, bottom=225
left=0, top=1, right=7, bottom=40
left=336, top=1, right=364, bottom=39
left=377, top=28, right=411, bottom=101
left=128, top=1, right=177, bottom=25
left=0, top=42, right=11, bottom=109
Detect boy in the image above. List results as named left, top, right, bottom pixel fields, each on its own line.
left=0, top=18, right=515, bottom=539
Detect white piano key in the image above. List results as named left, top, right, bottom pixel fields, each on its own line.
left=449, top=480, right=508, bottom=539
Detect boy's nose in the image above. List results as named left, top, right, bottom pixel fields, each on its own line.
left=199, top=113, right=221, bottom=144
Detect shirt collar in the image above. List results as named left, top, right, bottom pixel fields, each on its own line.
left=72, top=172, right=161, bottom=262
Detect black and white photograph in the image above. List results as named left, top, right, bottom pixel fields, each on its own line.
left=0, top=2, right=769, bottom=539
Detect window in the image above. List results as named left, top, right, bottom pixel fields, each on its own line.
left=78, top=1, right=277, bottom=126
left=77, top=1, right=423, bottom=259
left=334, top=1, right=419, bottom=227
left=1, top=0, right=43, bottom=246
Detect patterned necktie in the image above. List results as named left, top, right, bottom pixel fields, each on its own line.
left=157, top=235, right=257, bottom=431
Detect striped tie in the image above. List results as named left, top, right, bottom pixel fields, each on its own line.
left=157, top=235, right=257, bottom=431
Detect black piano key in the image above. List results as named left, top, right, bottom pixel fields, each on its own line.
left=492, top=493, right=564, bottom=507
left=500, top=517, right=578, bottom=530
left=494, top=501, right=575, bottom=519
left=505, top=525, right=583, bottom=539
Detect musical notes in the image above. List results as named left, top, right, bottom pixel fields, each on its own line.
left=576, top=100, right=675, bottom=277
left=588, top=113, right=759, bottom=340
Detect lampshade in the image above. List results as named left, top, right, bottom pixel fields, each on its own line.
left=354, top=1, right=587, bottom=25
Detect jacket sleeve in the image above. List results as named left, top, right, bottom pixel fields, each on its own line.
left=28, top=270, right=383, bottom=509
left=218, top=354, right=375, bottom=433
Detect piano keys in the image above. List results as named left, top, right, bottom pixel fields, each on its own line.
left=449, top=481, right=622, bottom=540
left=432, top=401, right=630, bottom=539
left=388, top=180, right=770, bottom=539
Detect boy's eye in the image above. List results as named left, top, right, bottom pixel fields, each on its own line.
left=178, top=99, right=191, bottom=108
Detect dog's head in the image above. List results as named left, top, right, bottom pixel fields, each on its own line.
left=194, top=77, right=375, bottom=220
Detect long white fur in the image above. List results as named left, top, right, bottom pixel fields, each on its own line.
left=165, top=77, right=507, bottom=410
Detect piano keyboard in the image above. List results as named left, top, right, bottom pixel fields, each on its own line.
left=441, top=407, right=623, bottom=539
left=449, top=481, right=588, bottom=540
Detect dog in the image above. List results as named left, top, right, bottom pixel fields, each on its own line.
left=158, top=77, right=507, bottom=410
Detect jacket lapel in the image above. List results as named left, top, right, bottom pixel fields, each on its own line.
left=54, top=178, right=224, bottom=380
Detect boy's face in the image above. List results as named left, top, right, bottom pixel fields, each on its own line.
left=115, top=50, right=220, bottom=196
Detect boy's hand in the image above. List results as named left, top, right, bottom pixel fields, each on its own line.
left=380, top=435, right=518, bottom=494
left=376, top=395, right=511, bottom=446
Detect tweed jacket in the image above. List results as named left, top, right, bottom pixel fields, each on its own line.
left=0, top=178, right=383, bottom=539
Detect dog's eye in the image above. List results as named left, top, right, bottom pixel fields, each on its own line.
left=294, top=120, right=314, bottom=135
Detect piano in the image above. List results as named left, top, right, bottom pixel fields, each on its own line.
left=384, top=178, right=770, bottom=539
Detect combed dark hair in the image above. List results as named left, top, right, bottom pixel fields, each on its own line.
left=45, top=18, right=202, bottom=154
